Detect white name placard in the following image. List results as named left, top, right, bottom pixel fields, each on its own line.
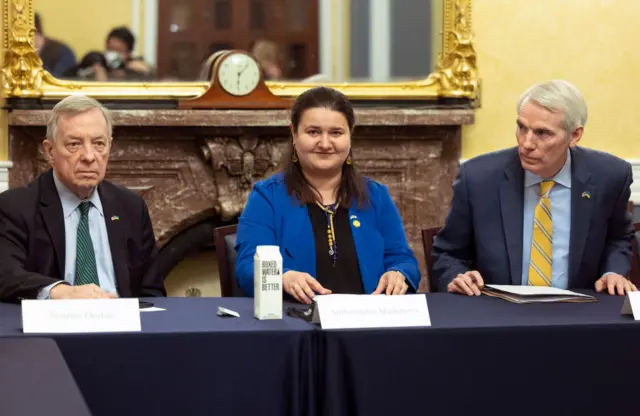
left=313, top=294, right=431, bottom=329
left=622, top=291, right=640, bottom=320
left=22, top=299, right=142, bottom=334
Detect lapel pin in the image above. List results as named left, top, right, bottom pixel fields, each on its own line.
left=111, top=215, right=120, bottom=221
left=350, top=215, right=357, bottom=220
left=581, top=191, right=591, bottom=199
left=352, top=220, right=361, bottom=228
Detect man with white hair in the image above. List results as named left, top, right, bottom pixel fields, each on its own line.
left=0, top=95, right=166, bottom=301
left=431, top=80, right=636, bottom=296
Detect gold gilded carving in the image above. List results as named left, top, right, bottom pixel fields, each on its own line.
left=425, top=0, right=478, bottom=97
left=1, top=0, right=43, bottom=97
left=185, top=288, right=202, bottom=297
left=0, top=0, right=478, bottom=101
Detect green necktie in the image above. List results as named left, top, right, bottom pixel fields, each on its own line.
left=74, top=201, right=100, bottom=286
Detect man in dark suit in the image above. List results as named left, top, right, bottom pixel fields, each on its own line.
left=0, top=95, right=166, bottom=302
left=432, top=80, right=637, bottom=296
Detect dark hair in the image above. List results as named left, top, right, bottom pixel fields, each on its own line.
left=107, top=26, right=135, bottom=53
left=78, top=51, right=108, bottom=69
left=285, top=86, right=368, bottom=208
left=35, top=12, right=42, bottom=34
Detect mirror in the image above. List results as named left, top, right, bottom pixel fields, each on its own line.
left=33, top=0, right=443, bottom=83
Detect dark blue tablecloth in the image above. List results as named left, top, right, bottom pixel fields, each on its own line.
left=320, top=292, right=640, bottom=416
left=2, top=293, right=639, bottom=416
left=0, top=297, right=317, bottom=416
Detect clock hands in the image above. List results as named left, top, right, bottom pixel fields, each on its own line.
left=237, top=63, right=249, bottom=91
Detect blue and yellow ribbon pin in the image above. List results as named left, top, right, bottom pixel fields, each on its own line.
left=111, top=215, right=120, bottom=221
left=581, top=191, right=591, bottom=199
left=351, top=215, right=361, bottom=228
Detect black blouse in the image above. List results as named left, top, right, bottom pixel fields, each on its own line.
left=307, top=204, right=364, bottom=294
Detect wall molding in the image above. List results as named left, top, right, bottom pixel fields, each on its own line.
left=0, top=161, right=13, bottom=193
left=628, top=159, right=640, bottom=204
left=131, top=0, right=141, bottom=55
left=143, top=0, right=158, bottom=67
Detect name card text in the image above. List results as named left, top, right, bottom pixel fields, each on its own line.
left=22, top=299, right=142, bottom=333
left=313, top=294, right=431, bottom=329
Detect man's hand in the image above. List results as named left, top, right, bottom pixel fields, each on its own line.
left=595, top=273, right=637, bottom=296
left=447, top=271, right=484, bottom=296
left=372, top=271, right=409, bottom=295
left=50, top=284, right=116, bottom=300
left=283, top=271, right=331, bottom=304
left=125, top=59, right=151, bottom=74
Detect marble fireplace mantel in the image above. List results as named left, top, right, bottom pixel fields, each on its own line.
left=9, top=108, right=474, bottom=128
left=8, top=107, right=474, bottom=291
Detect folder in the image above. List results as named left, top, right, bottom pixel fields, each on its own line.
left=481, top=284, right=597, bottom=304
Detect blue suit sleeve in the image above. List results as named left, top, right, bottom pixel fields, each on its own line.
left=234, top=184, right=277, bottom=296
left=430, top=164, right=475, bottom=291
left=600, top=163, right=634, bottom=277
left=375, top=184, right=421, bottom=290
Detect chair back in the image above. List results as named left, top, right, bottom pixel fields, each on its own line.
left=421, top=227, right=442, bottom=292
left=213, top=224, right=244, bottom=297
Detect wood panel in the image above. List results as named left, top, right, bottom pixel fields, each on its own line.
left=157, top=0, right=319, bottom=80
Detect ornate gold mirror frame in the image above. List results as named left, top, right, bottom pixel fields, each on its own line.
left=1, top=0, right=477, bottom=101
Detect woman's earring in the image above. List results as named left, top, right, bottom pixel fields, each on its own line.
left=292, top=149, right=298, bottom=163
left=345, top=153, right=352, bottom=165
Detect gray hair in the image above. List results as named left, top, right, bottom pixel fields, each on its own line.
left=46, top=95, right=113, bottom=141
left=516, top=80, right=588, bottom=133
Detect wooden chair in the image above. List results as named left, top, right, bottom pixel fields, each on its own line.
left=421, top=226, right=442, bottom=292
left=213, top=224, right=244, bottom=297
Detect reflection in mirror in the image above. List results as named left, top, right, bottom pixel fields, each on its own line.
left=34, top=0, right=442, bottom=83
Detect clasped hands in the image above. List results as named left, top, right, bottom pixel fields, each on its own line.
left=50, top=283, right=117, bottom=299
left=283, top=270, right=409, bottom=304
left=447, top=271, right=637, bottom=296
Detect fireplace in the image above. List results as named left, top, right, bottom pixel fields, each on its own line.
left=7, top=107, right=474, bottom=294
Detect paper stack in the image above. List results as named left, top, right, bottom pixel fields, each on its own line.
left=481, top=284, right=597, bottom=304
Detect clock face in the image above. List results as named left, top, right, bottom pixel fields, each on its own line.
left=218, top=53, right=262, bottom=96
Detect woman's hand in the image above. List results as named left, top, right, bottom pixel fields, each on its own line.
left=373, top=271, right=409, bottom=295
left=283, top=271, right=332, bottom=304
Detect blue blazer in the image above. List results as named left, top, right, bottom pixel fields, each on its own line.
left=235, top=173, right=421, bottom=296
left=431, top=146, right=634, bottom=292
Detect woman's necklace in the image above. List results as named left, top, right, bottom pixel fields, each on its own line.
left=315, top=201, right=340, bottom=266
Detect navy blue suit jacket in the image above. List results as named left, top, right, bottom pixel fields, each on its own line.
left=431, top=147, right=634, bottom=292
left=235, top=173, right=421, bottom=296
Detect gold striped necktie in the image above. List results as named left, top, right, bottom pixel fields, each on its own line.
left=528, top=180, right=554, bottom=286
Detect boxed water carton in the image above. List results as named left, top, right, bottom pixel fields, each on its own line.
left=254, top=245, right=283, bottom=320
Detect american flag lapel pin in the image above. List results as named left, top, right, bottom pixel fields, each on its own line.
left=581, top=191, right=591, bottom=199
left=111, top=215, right=120, bottom=221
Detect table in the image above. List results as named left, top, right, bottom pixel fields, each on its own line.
left=1, top=293, right=639, bottom=416
left=0, top=298, right=317, bottom=416
left=0, top=337, right=91, bottom=415
left=320, top=292, right=640, bottom=416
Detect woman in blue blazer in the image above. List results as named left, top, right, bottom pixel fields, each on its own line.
left=235, top=86, right=420, bottom=303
